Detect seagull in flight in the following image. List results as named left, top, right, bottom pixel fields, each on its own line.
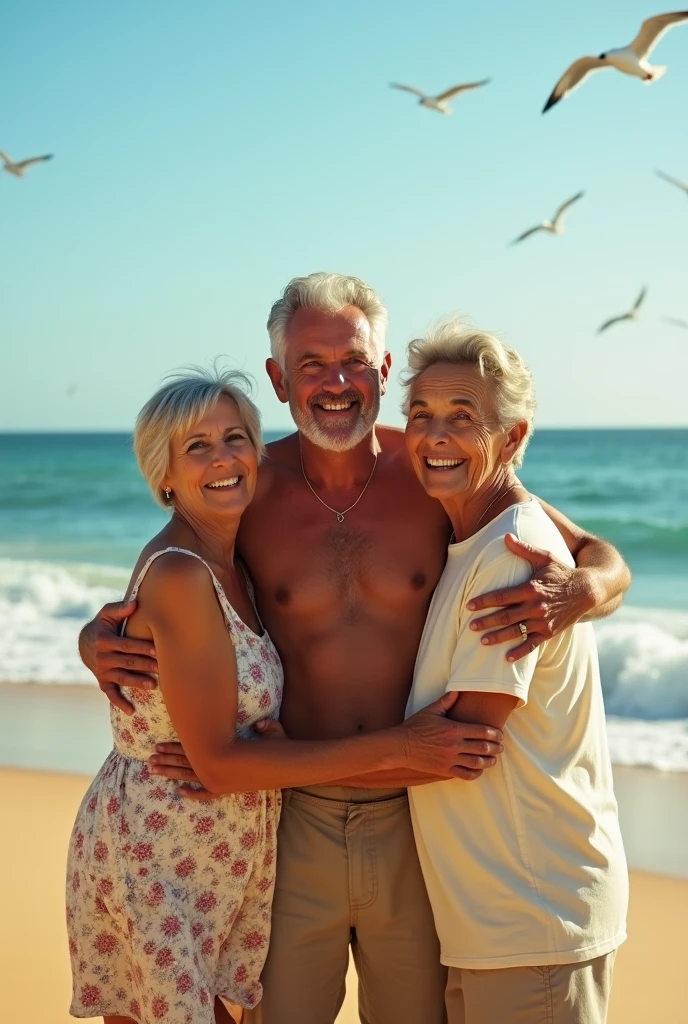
left=0, top=150, right=53, bottom=178
left=543, top=11, right=688, bottom=113
left=390, top=79, right=490, bottom=115
left=655, top=168, right=688, bottom=196
left=597, top=287, right=647, bottom=335
left=662, top=316, right=688, bottom=329
left=511, top=191, right=584, bottom=245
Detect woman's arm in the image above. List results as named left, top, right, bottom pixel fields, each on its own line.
left=139, top=555, right=502, bottom=794
left=447, top=692, right=519, bottom=731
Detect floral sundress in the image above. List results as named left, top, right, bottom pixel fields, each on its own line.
left=66, top=547, right=283, bottom=1023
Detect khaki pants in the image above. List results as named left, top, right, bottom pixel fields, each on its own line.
left=445, top=951, right=617, bottom=1024
left=245, top=785, right=447, bottom=1024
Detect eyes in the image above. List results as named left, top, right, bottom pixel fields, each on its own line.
left=185, top=432, right=247, bottom=453
left=411, top=411, right=472, bottom=422
left=300, top=357, right=370, bottom=370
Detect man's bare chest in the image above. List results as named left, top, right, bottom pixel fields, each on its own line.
left=242, top=508, right=447, bottom=620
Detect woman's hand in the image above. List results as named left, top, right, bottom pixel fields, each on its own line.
left=467, top=534, right=597, bottom=662
left=400, top=692, right=503, bottom=780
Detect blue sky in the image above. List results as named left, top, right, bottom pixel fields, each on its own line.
left=3, top=0, right=688, bottom=431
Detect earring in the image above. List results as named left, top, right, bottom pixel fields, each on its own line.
left=165, top=488, right=172, bottom=500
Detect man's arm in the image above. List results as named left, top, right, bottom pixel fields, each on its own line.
left=79, top=602, right=158, bottom=715
left=468, top=500, right=631, bottom=662
left=537, top=499, right=630, bottom=620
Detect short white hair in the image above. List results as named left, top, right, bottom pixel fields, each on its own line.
left=401, top=318, right=536, bottom=468
left=134, top=365, right=265, bottom=508
left=267, top=272, right=389, bottom=368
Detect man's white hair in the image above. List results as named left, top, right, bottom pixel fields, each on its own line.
left=134, top=365, right=265, bottom=508
left=401, top=317, right=537, bottom=468
left=267, top=272, right=389, bottom=367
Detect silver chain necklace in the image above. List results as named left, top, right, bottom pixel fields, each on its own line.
left=299, top=441, right=378, bottom=523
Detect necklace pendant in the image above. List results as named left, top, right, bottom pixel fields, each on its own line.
left=336, top=512, right=345, bottom=523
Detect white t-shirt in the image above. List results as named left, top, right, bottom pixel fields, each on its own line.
left=407, top=499, right=628, bottom=969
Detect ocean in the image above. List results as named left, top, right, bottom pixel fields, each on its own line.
left=1, top=429, right=687, bottom=772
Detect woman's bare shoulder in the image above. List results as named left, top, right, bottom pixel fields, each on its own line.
left=140, top=549, right=210, bottom=590
left=133, top=550, right=219, bottom=623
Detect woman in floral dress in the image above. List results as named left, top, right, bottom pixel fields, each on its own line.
left=66, top=368, right=485, bottom=1024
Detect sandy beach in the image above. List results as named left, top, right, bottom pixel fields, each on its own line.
left=1, top=753, right=686, bottom=1023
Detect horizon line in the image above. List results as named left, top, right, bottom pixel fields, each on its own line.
left=1, top=425, right=687, bottom=436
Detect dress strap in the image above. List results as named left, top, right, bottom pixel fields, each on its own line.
left=237, top=559, right=264, bottom=632
left=122, top=546, right=238, bottom=640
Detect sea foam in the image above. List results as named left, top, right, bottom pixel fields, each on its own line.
left=0, top=558, right=127, bottom=684
left=1, top=558, right=687, bottom=770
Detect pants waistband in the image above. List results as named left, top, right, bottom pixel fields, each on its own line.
left=290, top=784, right=407, bottom=806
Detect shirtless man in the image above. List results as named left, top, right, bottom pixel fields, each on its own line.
left=80, top=273, right=630, bottom=1024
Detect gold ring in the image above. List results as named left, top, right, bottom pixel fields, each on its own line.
left=518, top=622, right=528, bottom=639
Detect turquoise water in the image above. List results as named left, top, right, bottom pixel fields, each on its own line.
left=1, top=429, right=687, bottom=770
left=1, top=429, right=687, bottom=602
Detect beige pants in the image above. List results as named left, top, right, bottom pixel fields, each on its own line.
left=445, top=951, right=617, bottom=1024
left=244, top=785, right=447, bottom=1024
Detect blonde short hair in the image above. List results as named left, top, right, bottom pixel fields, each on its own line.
left=401, top=317, right=536, bottom=469
left=267, top=272, right=389, bottom=368
left=134, top=366, right=265, bottom=508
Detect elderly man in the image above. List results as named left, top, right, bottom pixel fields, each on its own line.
left=80, top=273, right=630, bottom=1024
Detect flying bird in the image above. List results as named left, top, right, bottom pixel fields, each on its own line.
left=390, top=80, right=490, bottom=115
left=655, top=168, right=688, bottom=195
left=511, top=191, right=584, bottom=245
left=0, top=150, right=53, bottom=178
left=543, top=11, right=688, bottom=113
left=662, top=316, right=688, bottom=328
left=597, top=287, right=647, bottom=335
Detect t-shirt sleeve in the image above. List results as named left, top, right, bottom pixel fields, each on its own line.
left=446, top=550, right=539, bottom=708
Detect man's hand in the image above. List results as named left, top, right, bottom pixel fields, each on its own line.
left=80, top=600, right=158, bottom=715
left=149, top=741, right=211, bottom=800
left=467, top=534, right=597, bottom=663
left=148, top=719, right=288, bottom=801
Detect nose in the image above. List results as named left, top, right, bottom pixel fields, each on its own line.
left=426, top=421, right=450, bottom=445
left=210, top=442, right=234, bottom=468
left=321, top=364, right=351, bottom=394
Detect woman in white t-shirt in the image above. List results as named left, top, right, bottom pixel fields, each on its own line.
left=402, top=318, right=628, bottom=1024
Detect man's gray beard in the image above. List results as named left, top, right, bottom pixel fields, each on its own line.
left=288, top=394, right=380, bottom=453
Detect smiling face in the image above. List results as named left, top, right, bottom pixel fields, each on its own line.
left=161, top=394, right=259, bottom=522
left=405, top=361, right=524, bottom=501
left=266, top=306, right=390, bottom=451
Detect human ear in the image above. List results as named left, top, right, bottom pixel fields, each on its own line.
left=265, top=358, right=289, bottom=404
left=501, top=421, right=528, bottom=463
left=379, top=351, right=392, bottom=396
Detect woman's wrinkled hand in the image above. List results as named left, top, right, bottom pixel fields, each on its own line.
left=400, top=691, right=503, bottom=781
left=467, top=533, right=597, bottom=662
